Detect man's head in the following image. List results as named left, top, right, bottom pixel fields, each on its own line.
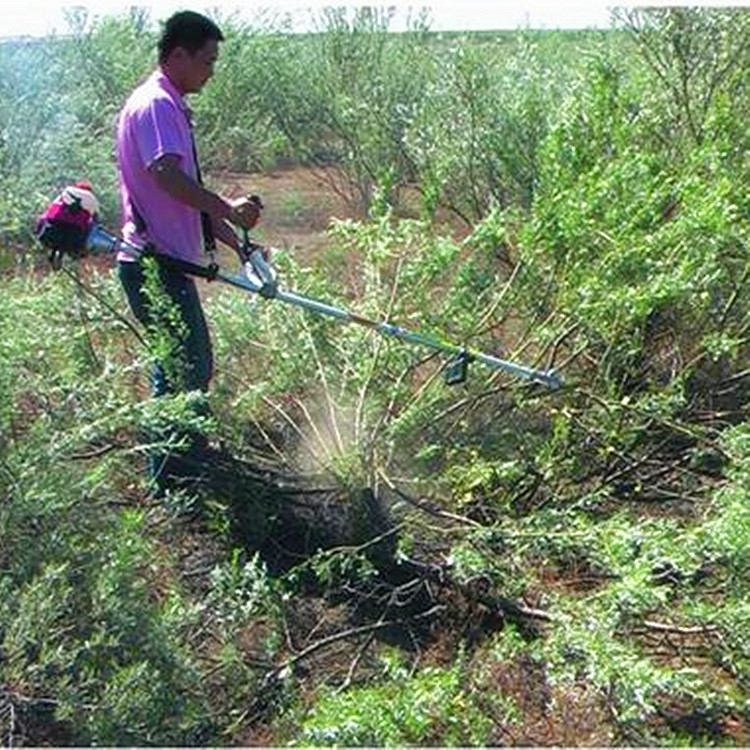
left=158, top=11, right=224, bottom=94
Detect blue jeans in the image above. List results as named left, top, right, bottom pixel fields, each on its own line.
left=119, top=259, right=213, bottom=492
left=119, top=259, right=213, bottom=395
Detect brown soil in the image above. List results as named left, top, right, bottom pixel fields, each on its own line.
left=209, top=164, right=469, bottom=269
left=210, top=164, right=360, bottom=265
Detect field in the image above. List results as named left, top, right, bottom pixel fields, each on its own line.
left=216, top=165, right=356, bottom=256
left=2, top=8, right=750, bottom=747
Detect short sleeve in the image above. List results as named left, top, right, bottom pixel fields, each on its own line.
left=132, top=95, right=189, bottom=169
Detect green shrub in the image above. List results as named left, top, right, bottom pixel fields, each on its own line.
left=298, top=654, right=491, bottom=747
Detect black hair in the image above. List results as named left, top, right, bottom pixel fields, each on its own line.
left=158, top=11, right=224, bottom=64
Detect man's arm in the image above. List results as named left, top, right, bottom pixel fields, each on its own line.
left=212, top=217, right=241, bottom=253
left=148, top=154, right=261, bottom=230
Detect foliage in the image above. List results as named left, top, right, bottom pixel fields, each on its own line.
left=614, top=7, right=750, bottom=153
left=297, top=652, right=492, bottom=746
left=3, top=7, right=750, bottom=746
left=239, top=8, right=434, bottom=212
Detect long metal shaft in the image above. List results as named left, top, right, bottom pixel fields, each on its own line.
left=215, top=266, right=562, bottom=390
left=86, top=223, right=562, bottom=389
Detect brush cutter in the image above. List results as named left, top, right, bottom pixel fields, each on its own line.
left=35, top=184, right=563, bottom=390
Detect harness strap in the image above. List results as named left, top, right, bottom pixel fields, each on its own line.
left=141, top=244, right=219, bottom=280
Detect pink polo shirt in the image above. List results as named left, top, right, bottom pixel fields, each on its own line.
left=116, top=68, right=204, bottom=263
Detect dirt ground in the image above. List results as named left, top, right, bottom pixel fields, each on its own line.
left=210, top=164, right=360, bottom=265
left=210, top=164, right=467, bottom=266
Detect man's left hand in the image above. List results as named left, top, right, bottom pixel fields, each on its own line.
left=228, top=195, right=263, bottom=229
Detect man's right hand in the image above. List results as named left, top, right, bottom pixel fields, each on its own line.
left=228, top=195, right=262, bottom=229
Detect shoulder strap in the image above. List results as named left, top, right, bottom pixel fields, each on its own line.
left=186, top=117, right=216, bottom=256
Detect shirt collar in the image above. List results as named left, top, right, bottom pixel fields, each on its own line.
left=153, top=67, right=191, bottom=119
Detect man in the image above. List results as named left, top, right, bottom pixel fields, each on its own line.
left=116, top=10, right=260, bottom=493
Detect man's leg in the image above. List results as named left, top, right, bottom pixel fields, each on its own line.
left=158, top=268, right=213, bottom=393
left=118, top=259, right=214, bottom=494
left=158, top=268, right=214, bottom=469
left=118, top=260, right=169, bottom=395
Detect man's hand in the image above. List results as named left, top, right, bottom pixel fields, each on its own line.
left=149, top=156, right=264, bottom=232
left=228, top=194, right=263, bottom=230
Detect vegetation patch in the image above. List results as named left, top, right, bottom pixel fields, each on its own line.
left=3, top=7, right=750, bottom=746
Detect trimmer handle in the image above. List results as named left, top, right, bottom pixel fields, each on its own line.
left=240, top=229, right=277, bottom=299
